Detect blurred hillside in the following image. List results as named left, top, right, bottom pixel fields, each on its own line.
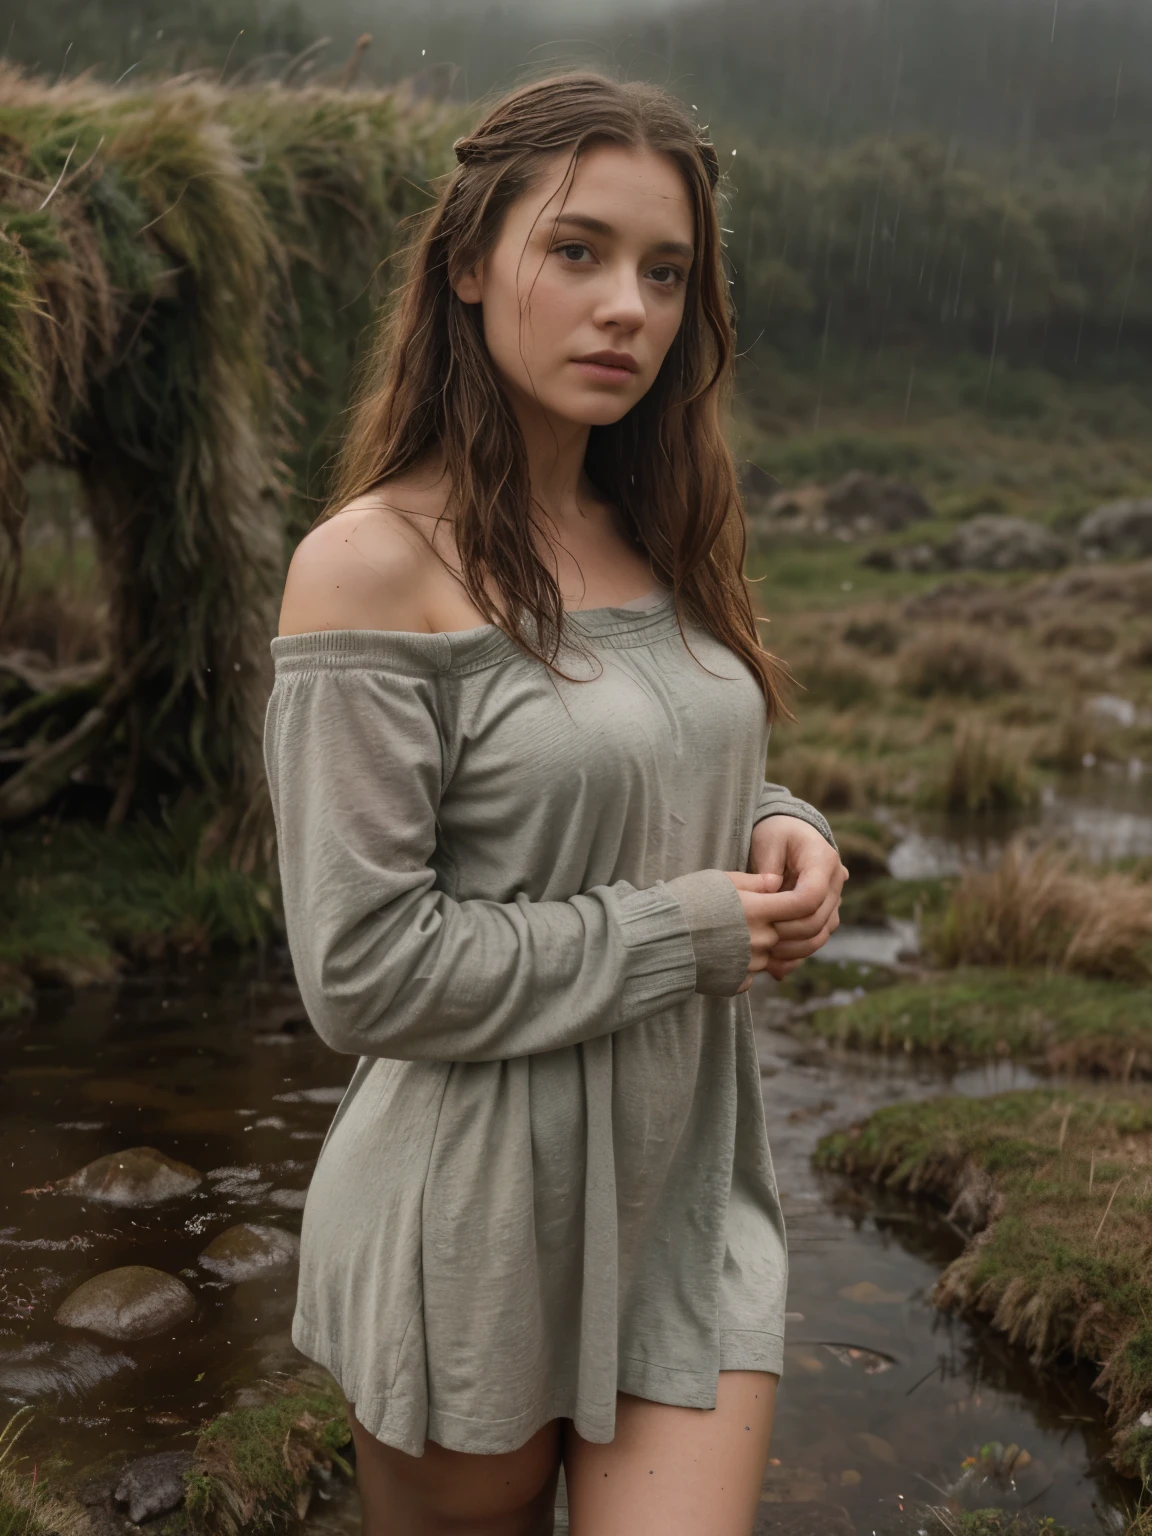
left=5, top=0, right=1152, bottom=169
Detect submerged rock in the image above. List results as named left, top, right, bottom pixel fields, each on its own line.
left=54, top=1266, right=197, bottom=1339
left=61, top=1146, right=203, bottom=1207
left=939, top=514, right=1070, bottom=572
left=198, top=1222, right=301, bottom=1282
left=114, top=1450, right=193, bottom=1525
left=0, top=1338, right=135, bottom=1398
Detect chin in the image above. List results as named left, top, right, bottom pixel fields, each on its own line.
left=553, top=391, right=639, bottom=427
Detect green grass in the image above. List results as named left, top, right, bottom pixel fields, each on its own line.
left=816, top=1087, right=1152, bottom=1439
left=807, top=970, right=1152, bottom=1076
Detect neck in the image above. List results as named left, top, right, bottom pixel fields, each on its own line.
left=509, top=393, right=600, bottom=536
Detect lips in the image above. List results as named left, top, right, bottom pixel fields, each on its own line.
left=573, top=352, right=639, bottom=373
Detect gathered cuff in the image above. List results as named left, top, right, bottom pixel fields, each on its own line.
left=662, top=869, right=751, bottom=997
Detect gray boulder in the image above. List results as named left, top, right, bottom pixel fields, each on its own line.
left=61, top=1146, right=202, bottom=1207
left=114, top=1451, right=193, bottom=1525
left=1078, top=498, right=1152, bottom=560
left=54, top=1266, right=197, bottom=1340
left=198, top=1222, right=301, bottom=1282
left=939, top=515, right=1069, bottom=572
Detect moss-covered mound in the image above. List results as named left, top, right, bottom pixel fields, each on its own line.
left=807, top=970, right=1152, bottom=1079
left=0, top=71, right=455, bottom=849
left=184, top=1375, right=352, bottom=1536
left=816, top=1088, right=1152, bottom=1470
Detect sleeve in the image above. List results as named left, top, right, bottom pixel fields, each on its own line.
left=262, top=666, right=752, bottom=1063
left=752, top=780, right=838, bottom=851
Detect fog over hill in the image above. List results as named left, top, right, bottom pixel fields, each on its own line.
left=4, top=0, right=1152, bottom=168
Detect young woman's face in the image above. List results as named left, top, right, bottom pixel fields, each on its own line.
left=454, top=142, right=697, bottom=427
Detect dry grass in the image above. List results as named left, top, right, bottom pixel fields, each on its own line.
left=899, top=627, right=1027, bottom=698
left=926, top=841, right=1152, bottom=981
left=920, top=724, right=1039, bottom=815
left=0, top=1408, right=87, bottom=1536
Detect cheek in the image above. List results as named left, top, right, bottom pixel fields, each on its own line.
left=649, top=296, right=687, bottom=357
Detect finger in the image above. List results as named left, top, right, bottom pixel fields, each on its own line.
left=757, top=856, right=847, bottom=923
left=747, top=924, right=780, bottom=960
left=770, top=918, right=839, bottom=961
left=774, top=888, right=842, bottom=943
left=725, top=870, right=784, bottom=893
left=764, top=957, right=803, bottom=981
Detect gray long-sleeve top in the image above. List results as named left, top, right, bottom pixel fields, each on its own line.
left=263, top=592, right=835, bottom=1455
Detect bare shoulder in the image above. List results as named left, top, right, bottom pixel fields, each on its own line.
left=277, top=485, right=447, bottom=637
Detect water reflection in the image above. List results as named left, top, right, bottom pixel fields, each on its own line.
left=886, top=765, right=1152, bottom=880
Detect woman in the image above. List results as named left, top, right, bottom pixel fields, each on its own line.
left=265, top=71, right=847, bottom=1536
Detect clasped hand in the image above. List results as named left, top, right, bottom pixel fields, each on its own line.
left=723, top=817, right=849, bottom=992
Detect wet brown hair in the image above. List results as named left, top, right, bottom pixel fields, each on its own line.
left=319, top=69, right=786, bottom=716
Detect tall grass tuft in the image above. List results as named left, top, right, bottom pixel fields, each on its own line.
left=926, top=840, right=1152, bottom=981
left=765, top=748, right=866, bottom=812
left=899, top=627, right=1026, bottom=699
left=920, top=724, right=1039, bottom=815
left=0, top=1407, right=86, bottom=1536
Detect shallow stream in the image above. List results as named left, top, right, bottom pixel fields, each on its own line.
left=0, top=957, right=1141, bottom=1533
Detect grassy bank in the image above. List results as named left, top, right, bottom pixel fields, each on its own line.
left=815, top=1087, right=1152, bottom=1478
left=808, top=971, right=1152, bottom=1079
left=0, top=1374, right=352, bottom=1536
left=0, top=795, right=280, bottom=1018
left=184, top=1374, right=352, bottom=1536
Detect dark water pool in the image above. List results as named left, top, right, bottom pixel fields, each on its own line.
left=0, top=955, right=1140, bottom=1532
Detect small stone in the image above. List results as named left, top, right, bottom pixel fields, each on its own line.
left=54, top=1266, right=196, bottom=1340
left=847, top=1430, right=896, bottom=1464
left=838, top=1280, right=908, bottom=1304
left=61, top=1147, right=202, bottom=1207
left=198, top=1223, right=301, bottom=1282
left=114, top=1449, right=193, bottom=1524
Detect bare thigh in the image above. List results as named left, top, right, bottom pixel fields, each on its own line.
left=348, top=1404, right=563, bottom=1536
left=563, top=1371, right=778, bottom=1536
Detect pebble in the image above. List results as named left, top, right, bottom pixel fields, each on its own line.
left=60, top=1147, right=203, bottom=1207
left=54, top=1266, right=197, bottom=1340
left=198, top=1223, right=301, bottom=1282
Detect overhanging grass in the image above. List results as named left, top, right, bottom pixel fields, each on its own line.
left=816, top=1087, right=1152, bottom=1450
left=807, top=970, right=1152, bottom=1078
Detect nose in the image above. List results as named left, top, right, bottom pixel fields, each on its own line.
left=592, top=261, right=647, bottom=331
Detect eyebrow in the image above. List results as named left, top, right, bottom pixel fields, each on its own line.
left=550, top=212, right=694, bottom=261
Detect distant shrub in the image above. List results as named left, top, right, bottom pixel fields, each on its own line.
left=926, top=841, right=1152, bottom=981
left=899, top=628, right=1025, bottom=698
left=1041, top=620, right=1117, bottom=655
left=767, top=750, right=863, bottom=813
left=921, top=725, right=1039, bottom=816
left=793, top=651, right=880, bottom=710
left=841, top=616, right=903, bottom=656
left=754, top=432, right=929, bottom=486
